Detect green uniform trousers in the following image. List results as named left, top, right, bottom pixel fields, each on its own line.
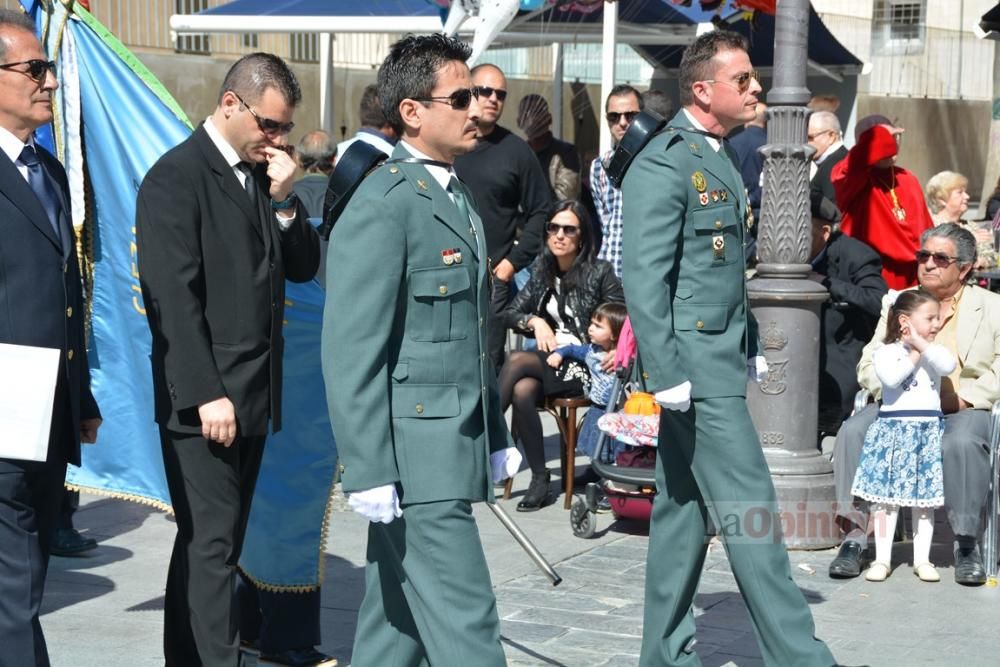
left=352, top=499, right=504, bottom=667
left=640, top=397, right=835, bottom=667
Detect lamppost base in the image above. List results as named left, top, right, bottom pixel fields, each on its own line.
left=747, top=272, right=839, bottom=550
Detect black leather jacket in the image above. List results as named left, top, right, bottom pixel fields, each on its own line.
left=501, top=257, right=624, bottom=342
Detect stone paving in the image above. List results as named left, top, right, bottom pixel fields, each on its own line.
left=40, top=426, right=1000, bottom=667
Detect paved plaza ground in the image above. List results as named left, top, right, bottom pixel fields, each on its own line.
left=42, top=427, right=999, bottom=667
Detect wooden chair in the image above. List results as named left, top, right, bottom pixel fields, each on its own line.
left=502, top=395, right=591, bottom=509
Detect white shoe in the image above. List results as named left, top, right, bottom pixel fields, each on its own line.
left=865, top=561, right=891, bottom=582
left=913, top=562, right=940, bottom=582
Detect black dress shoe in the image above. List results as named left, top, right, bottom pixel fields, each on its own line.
left=828, top=541, right=867, bottom=579
left=954, top=545, right=987, bottom=586
left=258, top=647, right=338, bottom=666
left=516, top=470, right=552, bottom=512
left=50, top=527, right=98, bottom=557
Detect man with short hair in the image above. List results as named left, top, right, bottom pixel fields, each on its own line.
left=455, top=63, right=551, bottom=371
left=622, top=30, right=836, bottom=666
left=516, top=92, right=581, bottom=200
left=323, top=34, right=520, bottom=665
left=136, top=52, right=320, bottom=665
left=0, top=11, right=102, bottom=665
left=591, top=84, right=643, bottom=278
left=807, top=109, right=847, bottom=204
left=829, top=223, right=997, bottom=586
left=336, top=83, right=397, bottom=159
left=293, top=128, right=336, bottom=218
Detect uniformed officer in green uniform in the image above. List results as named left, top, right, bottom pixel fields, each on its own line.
left=322, top=34, right=521, bottom=666
left=622, top=31, right=837, bottom=666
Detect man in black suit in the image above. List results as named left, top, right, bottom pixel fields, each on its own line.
left=0, top=11, right=101, bottom=666
left=808, top=193, right=887, bottom=434
left=808, top=110, right=847, bottom=204
left=136, top=52, right=319, bottom=666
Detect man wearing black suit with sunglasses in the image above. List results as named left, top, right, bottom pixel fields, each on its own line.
left=455, top=63, right=552, bottom=371
left=136, top=52, right=319, bottom=666
left=0, top=12, right=102, bottom=666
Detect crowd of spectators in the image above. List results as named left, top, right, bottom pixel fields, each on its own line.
left=291, top=85, right=997, bottom=563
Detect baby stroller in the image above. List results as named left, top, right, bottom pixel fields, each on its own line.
left=569, top=319, right=659, bottom=538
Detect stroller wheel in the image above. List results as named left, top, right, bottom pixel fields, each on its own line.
left=570, top=496, right=597, bottom=539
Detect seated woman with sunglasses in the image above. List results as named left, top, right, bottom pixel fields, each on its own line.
left=498, top=200, right=624, bottom=511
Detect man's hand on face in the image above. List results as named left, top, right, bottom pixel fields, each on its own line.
left=264, top=146, right=296, bottom=202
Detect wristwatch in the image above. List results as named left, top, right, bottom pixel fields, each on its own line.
left=271, top=192, right=298, bottom=210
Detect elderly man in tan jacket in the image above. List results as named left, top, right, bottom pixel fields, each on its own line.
left=829, top=223, right=999, bottom=585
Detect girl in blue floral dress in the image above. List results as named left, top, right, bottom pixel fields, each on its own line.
left=852, top=290, right=955, bottom=582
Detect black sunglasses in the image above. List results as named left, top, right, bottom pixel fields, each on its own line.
left=415, top=87, right=480, bottom=110
left=231, top=91, right=295, bottom=136
left=915, top=250, right=959, bottom=268
left=546, top=222, right=580, bottom=237
left=606, top=110, right=639, bottom=124
left=474, top=85, right=507, bottom=102
left=0, top=58, right=56, bottom=83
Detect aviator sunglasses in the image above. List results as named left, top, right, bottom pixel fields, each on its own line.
left=915, top=250, right=960, bottom=268
left=0, top=58, right=56, bottom=82
left=546, top=222, right=580, bottom=237
left=415, top=87, right=483, bottom=110
left=231, top=90, right=295, bottom=136
left=704, top=69, right=761, bottom=94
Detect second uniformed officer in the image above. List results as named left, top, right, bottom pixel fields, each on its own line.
left=322, top=34, right=521, bottom=666
left=622, top=31, right=837, bottom=666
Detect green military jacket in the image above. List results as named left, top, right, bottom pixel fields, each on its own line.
left=621, top=110, right=761, bottom=398
left=322, top=144, right=512, bottom=504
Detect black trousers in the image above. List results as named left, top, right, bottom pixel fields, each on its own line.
left=0, top=458, right=67, bottom=667
left=237, top=574, right=322, bottom=653
left=487, top=278, right=514, bottom=372
left=160, top=429, right=266, bottom=667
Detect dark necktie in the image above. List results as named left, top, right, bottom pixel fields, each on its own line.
left=449, top=176, right=471, bottom=223
left=18, top=144, right=63, bottom=244
left=237, top=161, right=259, bottom=212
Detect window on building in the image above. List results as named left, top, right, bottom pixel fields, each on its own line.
left=175, top=0, right=211, bottom=54
left=241, top=33, right=259, bottom=50
left=290, top=33, right=319, bottom=63
left=872, top=0, right=926, bottom=54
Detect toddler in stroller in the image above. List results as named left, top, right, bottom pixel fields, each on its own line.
left=569, top=317, right=660, bottom=538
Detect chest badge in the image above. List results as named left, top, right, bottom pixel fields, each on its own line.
left=691, top=171, right=708, bottom=193
left=442, top=249, right=455, bottom=265
left=699, top=192, right=709, bottom=206
left=712, top=234, right=726, bottom=259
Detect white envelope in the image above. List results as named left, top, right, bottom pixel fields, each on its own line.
left=0, top=342, right=60, bottom=462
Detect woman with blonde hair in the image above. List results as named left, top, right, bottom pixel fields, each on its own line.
left=926, top=170, right=994, bottom=268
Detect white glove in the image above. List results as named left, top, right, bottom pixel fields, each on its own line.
left=490, top=447, right=523, bottom=483
left=654, top=381, right=692, bottom=412
left=747, top=356, right=768, bottom=384
left=348, top=484, right=402, bottom=524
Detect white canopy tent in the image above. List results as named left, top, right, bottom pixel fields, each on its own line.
left=169, top=2, right=700, bottom=154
